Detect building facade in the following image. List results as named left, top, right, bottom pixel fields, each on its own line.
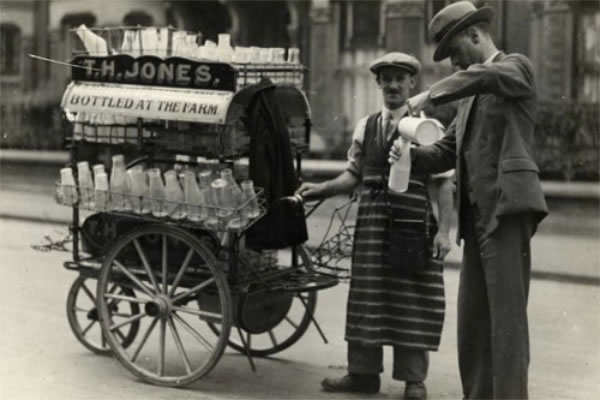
left=1, top=0, right=598, bottom=178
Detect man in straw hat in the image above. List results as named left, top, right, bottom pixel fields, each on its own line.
left=389, top=1, right=548, bottom=398
left=297, top=52, right=454, bottom=399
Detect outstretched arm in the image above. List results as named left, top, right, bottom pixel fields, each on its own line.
left=429, top=54, right=536, bottom=104
left=406, top=54, right=536, bottom=114
left=295, top=170, right=360, bottom=200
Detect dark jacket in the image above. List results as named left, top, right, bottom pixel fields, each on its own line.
left=243, top=79, right=306, bottom=249
left=413, top=52, right=548, bottom=242
left=244, top=78, right=297, bottom=204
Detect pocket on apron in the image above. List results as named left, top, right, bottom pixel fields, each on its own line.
left=388, top=218, right=430, bottom=272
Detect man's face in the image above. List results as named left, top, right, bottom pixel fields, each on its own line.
left=377, top=67, right=415, bottom=110
left=447, top=29, right=481, bottom=70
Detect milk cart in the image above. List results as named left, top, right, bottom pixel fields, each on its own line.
left=53, top=26, right=345, bottom=387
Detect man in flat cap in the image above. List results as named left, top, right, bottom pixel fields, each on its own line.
left=297, top=52, right=454, bottom=399
left=390, top=2, right=548, bottom=399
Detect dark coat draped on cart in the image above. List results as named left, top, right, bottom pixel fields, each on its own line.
left=346, top=112, right=445, bottom=350
left=243, top=78, right=307, bottom=250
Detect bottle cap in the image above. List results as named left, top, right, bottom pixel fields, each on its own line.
left=148, top=167, right=161, bottom=177
left=60, top=167, right=73, bottom=178
left=175, top=154, right=190, bottom=162
left=211, top=178, right=226, bottom=189
left=95, top=173, right=109, bottom=189
left=93, top=164, right=105, bottom=175
left=164, top=170, right=177, bottom=180
left=240, top=179, right=254, bottom=189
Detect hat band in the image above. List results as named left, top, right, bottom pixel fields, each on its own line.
left=433, top=11, right=475, bottom=43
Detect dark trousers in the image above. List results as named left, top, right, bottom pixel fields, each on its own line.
left=347, top=341, right=429, bottom=382
left=459, top=208, right=533, bottom=399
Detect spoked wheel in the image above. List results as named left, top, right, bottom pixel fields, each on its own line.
left=66, top=276, right=140, bottom=354
left=209, top=245, right=319, bottom=357
left=96, top=225, right=232, bottom=387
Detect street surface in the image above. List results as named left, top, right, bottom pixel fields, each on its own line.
left=1, top=161, right=599, bottom=399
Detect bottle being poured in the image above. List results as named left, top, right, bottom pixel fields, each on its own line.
left=388, top=137, right=411, bottom=193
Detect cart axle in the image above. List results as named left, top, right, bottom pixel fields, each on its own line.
left=144, top=296, right=170, bottom=318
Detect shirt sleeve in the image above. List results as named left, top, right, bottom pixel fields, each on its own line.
left=429, top=54, right=535, bottom=105
left=346, top=116, right=369, bottom=178
left=427, top=117, right=455, bottom=179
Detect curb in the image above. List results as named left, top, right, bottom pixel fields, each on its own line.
left=0, top=149, right=69, bottom=165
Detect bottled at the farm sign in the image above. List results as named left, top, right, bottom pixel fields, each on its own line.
left=71, top=55, right=237, bottom=91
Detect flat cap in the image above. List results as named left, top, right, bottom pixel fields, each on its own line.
left=369, top=52, right=421, bottom=75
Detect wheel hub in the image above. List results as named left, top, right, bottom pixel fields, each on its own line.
left=144, top=296, right=170, bottom=318
left=87, top=308, right=99, bottom=321
left=236, top=291, right=294, bottom=334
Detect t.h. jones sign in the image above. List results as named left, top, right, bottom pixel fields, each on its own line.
left=71, top=55, right=237, bottom=91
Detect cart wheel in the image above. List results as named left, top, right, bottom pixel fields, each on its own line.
left=96, top=225, right=232, bottom=387
left=209, top=246, right=318, bottom=357
left=66, top=276, right=140, bottom=354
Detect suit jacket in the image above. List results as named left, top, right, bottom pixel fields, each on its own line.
left=412, top=52, right=548, bottom=242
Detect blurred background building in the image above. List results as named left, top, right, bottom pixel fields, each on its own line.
left=1, top=0, right=598, bottom=180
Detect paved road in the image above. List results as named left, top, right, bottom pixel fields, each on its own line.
left=1, top=216, right=599, bottom=399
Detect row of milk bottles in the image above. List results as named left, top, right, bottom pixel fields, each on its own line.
left=75, top=24, right=300, bottom=64
left=60, top=154, right=260, bottom=229
left=200, top=34, right=301, bottom=64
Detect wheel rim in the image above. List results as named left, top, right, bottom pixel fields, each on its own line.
left=66, top=276, right=140, bottom=354
left=96, top=225, right=232, bottom=387
left=210, top=246, right=318, bottom=357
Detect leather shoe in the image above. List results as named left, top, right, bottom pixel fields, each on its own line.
left=404, top=381, right=427, bottom=399
left=321, top=373, right=380, bottom=394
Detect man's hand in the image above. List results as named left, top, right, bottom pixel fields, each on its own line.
left=432, top=231, right=452, bottom=261
left=388, top=139, right=404, bottom=164
left=295, top=182, right=325, bottom=201
left=406, top=90, right=432, bottom=116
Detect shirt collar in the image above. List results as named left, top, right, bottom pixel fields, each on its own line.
left=381, top=105, right=408, bottom=122
left=484, top=50, right=500, bottom=65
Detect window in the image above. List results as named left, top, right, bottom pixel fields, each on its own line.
left=425, top=0, right=450, bottom=43
left=573, top=6, right=600, bottom=102
left=0, top=24, right=21, bottom=76
left=425, top=0, right=489, bottom=43
left=339, top=0, right=382, bottom=50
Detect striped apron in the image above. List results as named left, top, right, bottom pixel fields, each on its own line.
left=345, top=113, right=446, bottom=351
